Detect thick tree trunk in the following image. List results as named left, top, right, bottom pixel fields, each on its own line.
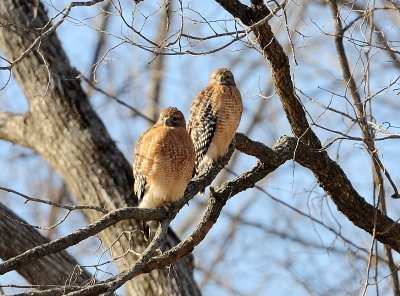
left=0, top=1, right=199, bottom=295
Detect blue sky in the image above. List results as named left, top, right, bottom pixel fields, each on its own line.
left=1, top=1, right=400, bottom=295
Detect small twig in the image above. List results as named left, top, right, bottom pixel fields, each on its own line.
left=0, top=0, right=105, bottom=71
left=0, top=186, right=108, bottom=213
left=80, top=75, right=154, bottom=124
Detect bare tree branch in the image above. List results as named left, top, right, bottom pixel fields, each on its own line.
left=236, top=133, right=400, bottom=253
left=1, top=0, right=400, bottom=294
left=329, top=1, right=400, bottom=293
left=0, top=207, right=163, bottom=276
left=0, top=186, right=108, bottom=213
left=215, top=0, right=321, bottom=148
left=0, top=202, right=93, bottom=287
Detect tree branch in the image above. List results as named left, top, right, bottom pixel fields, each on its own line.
left=214, top=0, right=261, bottom=26
left=215, top=0, right=321, bottom=148
left=0, top=203, right=92, bottom=287
left=214, top=0, right=400, bottom=256
left=235, top=133, right=400, bottom=253
left=0, top=207, right=164, bottom=276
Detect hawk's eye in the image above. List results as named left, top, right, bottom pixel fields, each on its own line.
left=172, top=117, right=178, bottom=121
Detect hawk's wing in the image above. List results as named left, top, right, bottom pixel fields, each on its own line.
left=133, top=132, right=148, bottom=206
left=188, top=87, right=217, bottom=174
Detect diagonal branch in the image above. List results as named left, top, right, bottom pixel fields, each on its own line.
left=0, top=203, right=92, bottom=286
left=215, top=0, right=321, bottom=148
left=66, top=219, right=172, bottom=296
left=236, top=133, right=400, bottom=253
left=0, top=207, right=164, bottom=276
left=7, top=146, right=279, bottom=295
left=214, top=0, right=258, bottom=26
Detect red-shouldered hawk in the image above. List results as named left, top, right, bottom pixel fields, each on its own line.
left=133, top=107, right=195, bottom=239
left=188, top=68, right=243, bottom=183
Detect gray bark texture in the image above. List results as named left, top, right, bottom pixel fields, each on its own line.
left=0, top=1, right=199, bottom=295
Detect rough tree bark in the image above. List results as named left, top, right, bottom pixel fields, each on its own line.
left=0, top=1, right=199, bottom=295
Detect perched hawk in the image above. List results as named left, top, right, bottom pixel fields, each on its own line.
left=133, top=107, right=195, bottom=239
left=188, top=68, right=243, bottom=185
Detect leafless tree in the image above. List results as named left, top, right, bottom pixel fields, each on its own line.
left=0, top=0, right=400, bottom=295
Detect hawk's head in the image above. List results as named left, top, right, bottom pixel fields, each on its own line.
left=209, top=68, right=235, bottom=86
left=157, top=107, right=186, bottom=128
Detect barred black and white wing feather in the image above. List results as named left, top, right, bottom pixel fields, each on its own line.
left=189, top=102, right=217, bottom=174
left=134, top=169, right=147, bottom=205
left=133, top=133, right=150, bottom=239
left=133, top=133, right=147, bottom=205
left=134, top=171, right=149, bottom=239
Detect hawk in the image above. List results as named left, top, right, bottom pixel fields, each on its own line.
left=188, top=68, right=243, bottom=186
left=133, top=107, right=195, bottom=239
